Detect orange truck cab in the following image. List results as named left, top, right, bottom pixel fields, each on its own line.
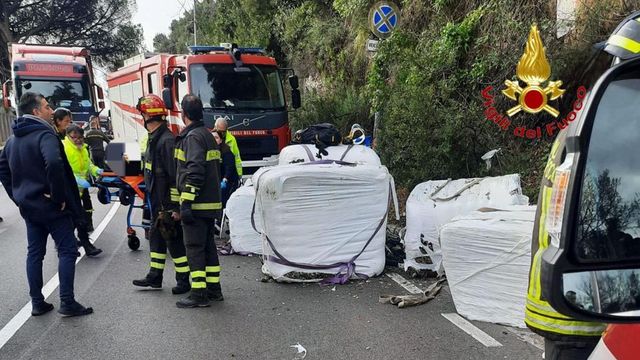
left=2, top=44, right=106, bottom=124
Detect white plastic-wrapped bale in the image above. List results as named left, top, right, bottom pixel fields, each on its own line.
left=256, top=162, right=391, bottom=282
left=440, top=206, right=535, bottom=328
left=278, top=144, right=381, bottom=166
left=226, top=183, right=263, bottom=255
left=404, top=174, right=529, bottom=274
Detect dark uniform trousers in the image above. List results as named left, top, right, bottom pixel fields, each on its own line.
left=148, top=211, right=189, bottom=276
left=183, top=217, right=221, bottom=292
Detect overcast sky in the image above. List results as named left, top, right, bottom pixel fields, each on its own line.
left=132, top=0, right=189, bottom=51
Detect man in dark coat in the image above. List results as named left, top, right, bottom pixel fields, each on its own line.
left=84, top=115, right=110, bottom=169
left=0, top=92, right=93, bottom=317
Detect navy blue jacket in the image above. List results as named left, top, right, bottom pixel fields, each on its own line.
left=0, top=115, right=85, bottom=224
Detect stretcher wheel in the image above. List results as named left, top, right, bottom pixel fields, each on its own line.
left=128, top=235, right=140, bottom=250
left=119, top=190, right=134, bottom=206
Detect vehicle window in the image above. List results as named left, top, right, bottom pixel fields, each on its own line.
left=177, top=73, right=189, bottom=110
left=17, top=79, right=92, bottom=111
left=575, top=70, right=640, bottom=262
left=148, top=72, right=158, bottom=94
left=190, top=63, right=285, bottom=110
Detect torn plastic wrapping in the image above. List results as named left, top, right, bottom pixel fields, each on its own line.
left=256, top=162, right=392, bottom=282
left=226, top=183, right=263, bottom=255
left=278, top=144, right=381, bottom=165
left=403, top=174, right=529, bottom=274
left=440, top=206, right=535, bottom=328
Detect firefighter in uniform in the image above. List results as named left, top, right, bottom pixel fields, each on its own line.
left=175, top=94, right=224, bottom=308
left=132, top=95, right=190, bottom=295
left=526, top=13, right=640, bottom=359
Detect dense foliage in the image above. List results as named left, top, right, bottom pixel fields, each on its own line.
left=157, top=0, right=639, bottom=201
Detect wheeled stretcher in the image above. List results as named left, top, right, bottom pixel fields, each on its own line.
left=95, top=172, right=149, bottom=250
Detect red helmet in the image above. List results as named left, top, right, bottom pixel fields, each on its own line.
left=136, top=94, right=168, bottom=117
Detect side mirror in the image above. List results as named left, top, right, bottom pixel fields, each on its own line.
left=2, top=80, right=12, bottom=109
left=162, top=74, right=173, bottom=88
left=289, top=75, right=299, bottom=89
left=96, top=86, right=104, bottom=100
left=162, top=87, right=174, bottom=110
left=98, top=101, right=105, bottom=110
left=291, top=89, right=301, bottom=109
left=541, top=55, right=640, bottom=323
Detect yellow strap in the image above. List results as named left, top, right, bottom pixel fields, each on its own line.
left=170, top=188, right=179, bottom=195
left=150, top=252, right=167, bottom=260
left=206, top=265, right=221, bottom=272
left=174, top=148, right=186, bottom=161
left=608, top=34, right=640, bottom=53
left=170, top=195, right=180, bottom=202
left=191, top=281, right=206, bottom=289
left=144, top=162, right=152, bottom=171
left=175, top=265, right=190, bottom=273
left=180, top=192, right=196, bottom=201
left=150, top=262, right=165, bottom=269
left=191, top=270, right=206, bottom=278
left=206, top=150, right=221, bottom=161
left=173, top=256, right=188, bottom=264
left=191, top=202, right=222, bottom=210
left=206, top=276, right=220, bottom=283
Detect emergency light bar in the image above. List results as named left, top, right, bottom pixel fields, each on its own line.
left=188, top=45, right=266, bottom=56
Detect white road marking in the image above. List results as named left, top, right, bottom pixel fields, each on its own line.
left=0, top=203, right=120, bottom=350
left=442, top=313, right=503, bottom=348
left=505, top=327, right=544, bottom=350
left=386, top=272, right=423, bottom=294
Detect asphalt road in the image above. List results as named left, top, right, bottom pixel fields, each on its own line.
left=0, top=187, right=544, bottom=360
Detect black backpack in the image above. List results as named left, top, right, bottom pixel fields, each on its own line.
left=291, top=123, right=342, bottom=157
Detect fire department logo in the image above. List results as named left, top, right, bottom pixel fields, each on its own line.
left=480, top=24, right=586, bottom=140
left=502, top=25, right=565, bottom=117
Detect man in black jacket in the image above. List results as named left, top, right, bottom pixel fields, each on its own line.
left=175, top=94, right=224, bottom=308
left=132, top=95, right=189, bottom=294
left=0, top=92, right=93, bottom=317
left=84, top=115, right=110, bottom=169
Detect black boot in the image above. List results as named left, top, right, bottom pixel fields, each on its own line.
left=82, top=242, right=103, bottom=257
left=172, top=273, right=190, bottom=295
left=58, top=300, right=93, bottom=317
left=133, top=269, right=162, bottom=289
left=176, top=289, right=210, bottom=308
left=207, top=283, right=224, bottom=301
left=31, top=301, right=54, bottom=316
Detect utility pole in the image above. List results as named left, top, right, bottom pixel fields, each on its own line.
left=193, top=0, right=197, bottom=46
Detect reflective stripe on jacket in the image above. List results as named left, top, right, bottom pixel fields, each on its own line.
left=175, top=121, right=222, bottom=218
left=525, top=130, right=605, bottom=338
left=225, top=131, right=243, bottom=176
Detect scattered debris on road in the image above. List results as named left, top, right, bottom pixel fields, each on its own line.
left=290, top=342, right=307, bottom=359
left=379, top=278, right=446, bottom=308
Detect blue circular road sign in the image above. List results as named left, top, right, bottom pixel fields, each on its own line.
left=369, top=1, right=400, bottom=39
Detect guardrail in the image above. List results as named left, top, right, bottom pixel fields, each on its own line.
left=0, top=108, right=15, bottom=148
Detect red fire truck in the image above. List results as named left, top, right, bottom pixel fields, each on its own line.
left=2, top=44, right=106, bottom=123
left=106, top=44, right=300, bottom=168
